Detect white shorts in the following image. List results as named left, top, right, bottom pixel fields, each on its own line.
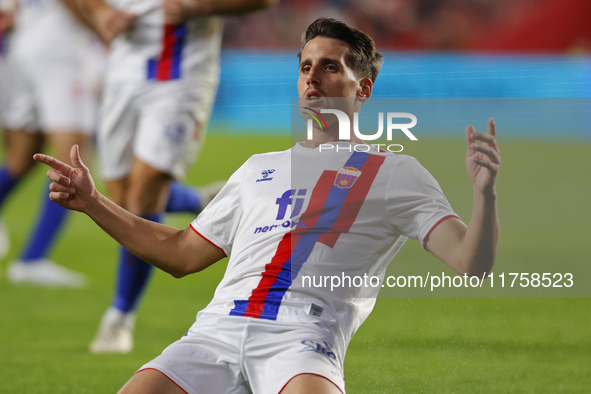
left=98, top=78, right=217, bottom=180
left=0, top=56, right=11, bottom=124
left=139, top=314, right=346, bottom=394
left=2, top=51, right=95, bottom=133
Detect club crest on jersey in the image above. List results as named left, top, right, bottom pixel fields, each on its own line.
left=334, top=167, right=361, bottom=189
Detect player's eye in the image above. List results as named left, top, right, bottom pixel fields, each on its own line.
left=326, top=64, right=337, bottom=71
left=301, top=65, right=311, bottom=73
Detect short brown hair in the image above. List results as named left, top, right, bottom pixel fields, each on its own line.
left=298, top=17, right=384, bottom=83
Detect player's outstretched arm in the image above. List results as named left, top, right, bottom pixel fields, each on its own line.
left=425, top=118, right=501, bottom=277
left=164, top=0, right=276, bottom=25
left=33, top=145, right=225, bottom=278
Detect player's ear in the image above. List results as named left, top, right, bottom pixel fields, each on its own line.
left=357, top=77, right=373, bottom=102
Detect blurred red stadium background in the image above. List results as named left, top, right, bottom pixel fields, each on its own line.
left=222, top=0, right=591, bottom=53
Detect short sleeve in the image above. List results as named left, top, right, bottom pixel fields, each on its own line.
left=386, top=156, right=460, bottom=249
left=190, top=162, right=246, bottom=256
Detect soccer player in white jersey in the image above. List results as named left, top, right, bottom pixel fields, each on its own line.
left=0, top=2, right=15, bottom=258
left=0, top=0, right=100, bottom=287
left=80, top=0, right=276, bottom=354
left=34, top=17, right=501, bottom=394
left=0, top=3, right=12, bottom=123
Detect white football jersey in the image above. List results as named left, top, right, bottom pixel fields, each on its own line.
left=104, top=0, right=222, bottom=83
left=4, top=0, right=99, bottom=132
left=0, top=35, right=10, bottom=121
left=10, top=0, right=91, bottom=60
left=192, top=141, right=458, bottom=349
left=0, top=0, right=14, bottom=57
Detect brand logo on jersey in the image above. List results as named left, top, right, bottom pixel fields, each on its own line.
left=334, top=167, right=361, bottom=189
left=300, top=340, right=338, bottom=367
left=256, top=169, right=275, bottom=183
left=275, top=189, right=307, bottom=220
left=253, top=189, right=308, bottom=234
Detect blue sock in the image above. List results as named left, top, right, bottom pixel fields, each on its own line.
left=0, top=166, right=21, bottom=208
left=20, top=182, right=70, bottom=262
left=165, top=181, right=202, bottom=214
left=113, top=213, right=162, bottom=313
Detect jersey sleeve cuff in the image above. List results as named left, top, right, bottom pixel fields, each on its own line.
left=420, top=214, right=461, bottom=250
left=190, top=224, right=229, bottom=257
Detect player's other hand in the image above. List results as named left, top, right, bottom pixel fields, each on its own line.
left=93, top=3, right=135, bottom=44
left=162, top=0, right=276, bottom=24
left=465, top=118, right=501, bottom=195
left=33, top=145, right=97, bottom=213
left=0, top=10, right=15, bottom=33
left=163, top=0, right=206, bottom=25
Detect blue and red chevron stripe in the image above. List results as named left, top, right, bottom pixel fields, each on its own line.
left=230, top=151, right=386, bottom=320
left=147, top=23, right=187, bottom=81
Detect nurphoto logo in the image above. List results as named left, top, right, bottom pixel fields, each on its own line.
left=304, top=108, right=418, bottom=153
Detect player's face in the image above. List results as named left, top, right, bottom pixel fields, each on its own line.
left=298, top=36, right=367, bottom=102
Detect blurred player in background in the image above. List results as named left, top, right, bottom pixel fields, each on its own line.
left=0, top=1, right=14, bottom=258
left=0, top=0, right=14, bottom=126
left=83, top=0, right=276, bottom=353
left=0, top=0, right=207, bottom=286
left=34, top=17, right=501, bottom=393
left=0, top=0, right=102, bottom=287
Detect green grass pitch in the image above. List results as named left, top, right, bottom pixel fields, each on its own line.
left=0, top=134, right=589, bottom=393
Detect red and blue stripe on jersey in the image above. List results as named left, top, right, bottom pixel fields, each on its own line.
left=230, top=151, right=386, bottom=320
left=147, top=23, right=187, bottom=80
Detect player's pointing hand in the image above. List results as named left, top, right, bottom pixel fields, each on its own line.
left=33, top=145, right=97, bottom=213
left=465, top=118, right=501, bottom=195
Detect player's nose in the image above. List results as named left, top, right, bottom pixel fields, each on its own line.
left=306, top=65, right=321, bottom=86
